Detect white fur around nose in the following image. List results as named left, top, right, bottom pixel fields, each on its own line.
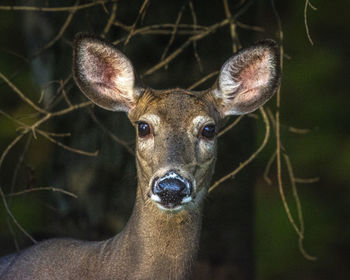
left=150, top=171, right=193, bottom=209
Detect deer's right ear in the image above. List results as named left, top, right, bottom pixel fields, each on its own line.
left=73, top=34, right=141, bottom=112
left=211, top=40, right=280, bottom=117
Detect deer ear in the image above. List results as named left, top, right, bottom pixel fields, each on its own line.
left=73, top=34, right=141, bottom=112
left=212, top=40, right=281, bottom=116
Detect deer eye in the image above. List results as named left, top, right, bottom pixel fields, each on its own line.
left=137, top=121, right=151, bottom=138
left=201, top=124, right=216, bottom=140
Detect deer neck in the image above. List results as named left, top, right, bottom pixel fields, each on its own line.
left=107, top=181, right=204, bottom=279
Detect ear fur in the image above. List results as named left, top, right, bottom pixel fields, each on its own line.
left=212, top=40, right=281, bottom=116
left=73, top=33, right=141, bottom=112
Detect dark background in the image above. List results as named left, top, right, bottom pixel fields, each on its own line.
left=0, top=1, right=349, bottom=279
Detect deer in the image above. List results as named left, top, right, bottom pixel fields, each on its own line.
left=0, top=34, right=280, bottom=280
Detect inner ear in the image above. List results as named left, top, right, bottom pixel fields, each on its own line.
left=73, top=34, right=141, bottom=112
left=213, top=40, right=281, bottom=116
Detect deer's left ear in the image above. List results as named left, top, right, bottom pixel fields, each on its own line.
left=73, top=33, right=142, bottom=112
left=212, top=40, right=281, bottom=116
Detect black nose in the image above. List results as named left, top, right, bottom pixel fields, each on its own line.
left=152, top=171, right=192, bottom=207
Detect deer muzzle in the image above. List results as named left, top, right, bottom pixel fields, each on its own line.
left=151, top=171, right=193, bottom=210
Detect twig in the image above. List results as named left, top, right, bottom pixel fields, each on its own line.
left=37, top=130, right=98, bottom=157
left=0, top=134, right=24, bottom=170
left=11, top=136, right=32, bottom=194
left=270, top=0, right=305, bottom=238
left=124, top=0, right=151, bottom=45
left=223, top=0, right=239, bottom=53
left=263, top=150, right=276, bottom=185
left=7, top=187, right=78, bottom=199
left=160, top=2, right=186, bottom=66
left=6, top=136, right=32, bottom=250
left=32, top=1, right=79, bottom=58
left=236, top=21, right=264, bottom=32
left=143, top=18, right=231, bottom=76
left=294, top=177, right=319, bottom=184
left=284, top=153, right=317, bottom=260
left=271, top=0, right=303, bottom=236
left=101, top=1, right=118, bottom=38
left=218, top=115, right=244, bottom=137
left=209, top=107, right=270, bottom=193
left=0, top=72, right=48, bottom=114
left=0, top=187, right=37, bottom=244
left=189, top=0, right=203, bottom=71
left=50, top=101, right=92, bottom=117
left=304, top=0, right=317, bottom=45
left=0, top=1, right=111, bottom=12
left=89, top=110, right=135, bottom=156
left=288, top=126, right=312, bottom=134
left=61, top=80, right=73, bottom=107
left=188, top=71, right=219, bottom=90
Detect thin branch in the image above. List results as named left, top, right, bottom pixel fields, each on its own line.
left=209, top=107, right=270, bottom=193
left=271, top=0, right=303, bottom=235
left=143, top=18, right=231, bottom=76
left=61, top=80, right=73, bottom=107
left=0, top=134, right=24, bottom=170
left=160, top=3, right=186, bottom=65
left=32, top=1, right=79, bottom=58
left=304, top=0, right=317, bottom=45
left=189, top=0, right=203, bottom=71
left=0, top=72, right=48, bottom=114
left=263, top=150, right=276, bottom=185
left=236, top=21, right=264, bottom=32
left=7, top=187, right=78, bottom=199
left=218, top=115, right=244, bottom=137
left=188, top=71, right=219, bottom=90
left=223, top=0, right=239, bottom=53
left=89, top=109, right=135, bottom=156
left=37, top=130, right=98, bottom=157
left=11, top=136, right=32, bottom=193
left=6, top=136, right=32, bottom=250
left=101, top=1, right=118, bottom=38
left=294, top=177, right=319, bottom=184
left=114, top=21, right=208, bottom=32
left=0, top=187, right=37, bottom=244
left=271, top=1, right=315, bottom=260
left=50, top=101, right=92, bottom=117
left=0, top=1, right=111, bottom=12
left=284, top=153, right=317, bottom=260
left=288, top=126, right=313, bottom=134
left=124, top=0, right=151, bottom=45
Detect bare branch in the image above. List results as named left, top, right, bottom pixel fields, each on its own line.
left=188, top=71, right=219, bottom=90
left=209, top=107, right=270, bottom=193
left=37, top=130, right=98, bottom=157
left=7, top=187, right=78, bottom=199
left=218, top=115, right=244, bottom=137
left=143, top=18, right=230, bottom=76
left=89, top=109, right=135, bottom=156
left=0, top=72, right=48, bottom=114
left=0, top=187, right=37, bottom=244
left=0, top=1, right=111, bottom=12
left=32, top=1, right=79, bottom=58
left=304, top=0, right=317, bottom=45
left=284, top=153, right=317, bottom=261
left=101, top=2, right=118, bottom=38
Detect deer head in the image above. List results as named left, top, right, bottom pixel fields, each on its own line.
left=73, top=34, right=280, bottom=213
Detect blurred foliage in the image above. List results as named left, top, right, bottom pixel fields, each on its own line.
left=0, top=0, right=349, bottom=279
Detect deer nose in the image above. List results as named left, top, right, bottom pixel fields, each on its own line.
left=152, top=171, right=192, bottom=209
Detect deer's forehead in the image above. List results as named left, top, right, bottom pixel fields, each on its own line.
left=132, top=91, right=216, bottom=125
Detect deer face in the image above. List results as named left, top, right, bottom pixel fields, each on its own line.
left=73, top=34, right=280, bottom=212
left=128, top=89, right=219, bottom=211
